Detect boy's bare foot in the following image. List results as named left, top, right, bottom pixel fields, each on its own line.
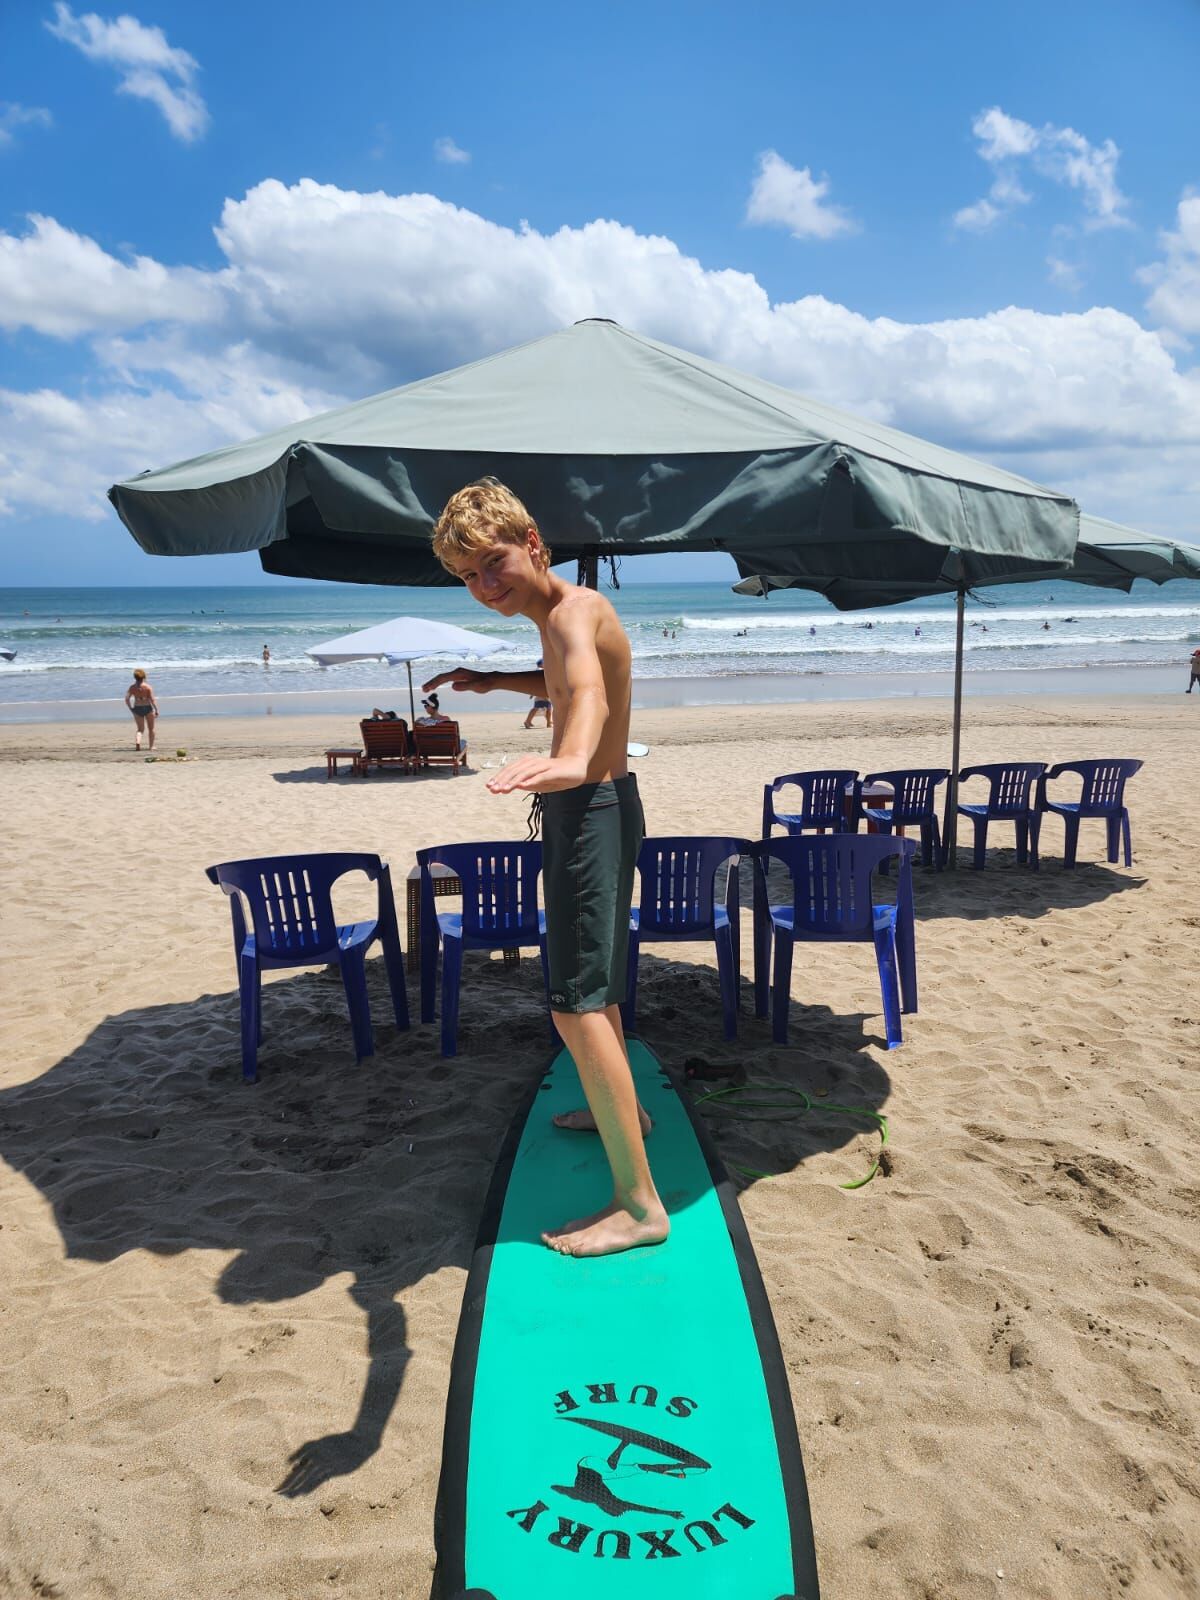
left=552, top=1106, right=652, bottom=1136
left=542, top=1199, right=669, bottom=1258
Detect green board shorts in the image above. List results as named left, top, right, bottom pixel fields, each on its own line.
left=539, top=774, right=644, bottom=1014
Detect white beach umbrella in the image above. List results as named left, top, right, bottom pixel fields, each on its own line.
left=306, top=616, right=511, bottom=723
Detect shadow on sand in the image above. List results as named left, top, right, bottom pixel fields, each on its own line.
left=271, top=765, right=477, bottom=785
left=0, top=949, right=886, bottom=1500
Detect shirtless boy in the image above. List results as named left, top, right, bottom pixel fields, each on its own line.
left=424, top=478, right=668, bottom=1259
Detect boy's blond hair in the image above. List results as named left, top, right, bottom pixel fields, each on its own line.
left=432, top=478, right=551, bottom=573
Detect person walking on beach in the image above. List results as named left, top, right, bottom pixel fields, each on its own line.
left=262, top=644, right=271, bottom=665
left=424, top=478, right=666, bottom=1260
left=1188, top=647, right=1200, bottom=693
left=524, top=657, right=553, bottom=728
left=124, top=667, right=159, bottom=751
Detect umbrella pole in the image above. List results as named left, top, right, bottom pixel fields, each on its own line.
left=406, top=661, right=417, bottom=725
left=946, top=586, right=966, bottom=868
left=577, top=554, right=598, bottom=589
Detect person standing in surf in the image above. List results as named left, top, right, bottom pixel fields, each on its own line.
left=424, top=478, right=667, bottom=1260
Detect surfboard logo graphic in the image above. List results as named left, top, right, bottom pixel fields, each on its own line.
left=504, top=1379, right=757, bottom=1561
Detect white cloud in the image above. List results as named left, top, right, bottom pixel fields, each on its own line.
left=433, top=136, right=470, bottom=165
left=1139, top=194, right=1200, bottom=335
left=955, top=105, right=1129, bottom=233
left=45, top=3, right=209, bottom=142
left=973, top=107, right=1039, bottom=165
left=1, top=179, right=1197, bottom=534
left=0, top=102, right=53, bottom=147
left=746, top=150, right=857, bottom=241
left=1047, top=256, right=1082, bottom=292
left=0, top=213, right=225, bottom=336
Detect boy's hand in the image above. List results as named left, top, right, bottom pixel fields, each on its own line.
left=485, top=754, right=587, bottom=794
left=421, top=668, right=493, bottom=694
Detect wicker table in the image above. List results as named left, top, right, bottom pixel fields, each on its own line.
left=406, top=864, right=520, bottom=973
left=324, top=747, right=362, bottom=778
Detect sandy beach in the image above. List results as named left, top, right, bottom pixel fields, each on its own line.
left=1, top=693, right=1197, bottom=1599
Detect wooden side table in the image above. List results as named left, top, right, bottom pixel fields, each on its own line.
left=324, top=747, right=363, bottom=778
left=406, top=864, right=520, bottom=973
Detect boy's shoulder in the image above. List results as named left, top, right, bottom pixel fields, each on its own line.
left=545, top=583, right=616, bottom=637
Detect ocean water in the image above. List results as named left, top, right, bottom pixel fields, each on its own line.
left=1, top=580, right=1197, bottom=718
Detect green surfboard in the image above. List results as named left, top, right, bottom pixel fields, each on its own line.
left=432, top=1037, right=821, bottom=1599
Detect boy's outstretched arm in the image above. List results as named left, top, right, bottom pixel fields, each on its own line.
left=422, top=666, right=546, bottom=697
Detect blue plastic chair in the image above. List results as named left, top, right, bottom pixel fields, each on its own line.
left=1038, top=758, right=1143, bottom=867
left=955, top=762, right=1047, bottom=870
left=205, top=852, right=408, bottom=1083
left=417, top=842, right=550, bottom=1057
left=752, top=834, right=918, bottom=1048
left=623, top=836, right=756, bottom=1040
left=857, top=768, right=950, bottom=870
left=762, top=770, right=859, bottom=838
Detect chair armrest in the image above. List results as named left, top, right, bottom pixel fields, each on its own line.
left=956, top=765, right=988, bottom=783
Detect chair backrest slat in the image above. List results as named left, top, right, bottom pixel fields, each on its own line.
left=637, top=837, right=751, bottom=935
left=206, top=852, right=382, bottom=963
left=764, top=769, right=858, bottom=835
left=862, top=768, right=949, bottom=824
left=765, top=833, right=912, bottom=937
left=420, top=842, right=543, bottom=941
left=360, top=719, right=412, bottom=756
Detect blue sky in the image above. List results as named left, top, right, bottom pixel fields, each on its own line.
left=2, top=0, right=1197, bottom=585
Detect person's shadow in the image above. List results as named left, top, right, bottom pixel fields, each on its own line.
left=0, top=949, right=888, bottom=1497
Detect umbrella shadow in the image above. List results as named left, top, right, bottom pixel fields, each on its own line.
left=1, top=951, right=884, bottom=1500
left=750, top=853, right=1144, bottom=927
left=905, top=854, right=1145, bottom=922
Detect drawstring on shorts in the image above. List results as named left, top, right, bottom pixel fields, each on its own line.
left=526, top=793, right=543, bottom=841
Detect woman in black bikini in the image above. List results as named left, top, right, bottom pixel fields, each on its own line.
left=124, top=667, right=160, bottom=750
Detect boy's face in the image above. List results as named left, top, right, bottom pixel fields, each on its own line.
left=450, top=527, right=542, bottom=615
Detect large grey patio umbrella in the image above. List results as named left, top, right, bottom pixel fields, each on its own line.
left=306, top=616, right=511, bottom=723
left=733, top=515, right=1200, bottom=862
left=109, top=319, right=1080, bottom=591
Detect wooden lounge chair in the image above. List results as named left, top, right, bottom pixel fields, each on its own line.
left=358, top=718, right=415, bottom=775
left=412, top=721, right=468, bottom=773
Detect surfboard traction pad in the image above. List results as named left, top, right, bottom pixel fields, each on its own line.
left=431, top=1037, right=821, bottom=1600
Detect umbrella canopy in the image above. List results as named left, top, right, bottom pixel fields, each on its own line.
left=732, top=514, right=1200, bottom=863
left=109, top=319, right=1079, bottom=588
left=732, top=514, right=1200, bottom=600
left=306, top=616, right=509, bottom=722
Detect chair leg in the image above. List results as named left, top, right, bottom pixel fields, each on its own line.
left=1015, top=818, right=1028, bottom=865
left=771, top=929, right=794, bottom=1045
left=752, top=871, right=771, bottom=1018
left=877, top=819, right=894, bottom=875
left=1028, top=810, right=1041, bottom=871
left=539, top=938, right=559, bottom=1046
left=972, top=816, right=988, bottom=870
left=1122, top=810, right=1132, bottom=867
left=896, top=905, right=918, bottom=1015
left=928, top=814, right=943, bottom=871
left=340, top=951, right=374, bottom=1062
left=380, top=927, right=410, bottom=1031
left=440, top=935, right=463, bottom=1058
left=1062, top=813, right=1080, bottom=869
left=621, top=932, right=640, bottom=1035
left=873, top=923, right=903, bottom=1048
left=420, top=914, right=439, bottom=1025
left=715, top=925, right=737, bottom=1040
left=239, top=954, right=260, bottom=1083
left=928, top=819, right=947, bottom=870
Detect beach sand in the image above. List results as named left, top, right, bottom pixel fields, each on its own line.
left=1, top=695, right=1196, bottom=1599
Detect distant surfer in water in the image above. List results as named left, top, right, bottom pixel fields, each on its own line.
left=425, top=478, right=668, bottom=1259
